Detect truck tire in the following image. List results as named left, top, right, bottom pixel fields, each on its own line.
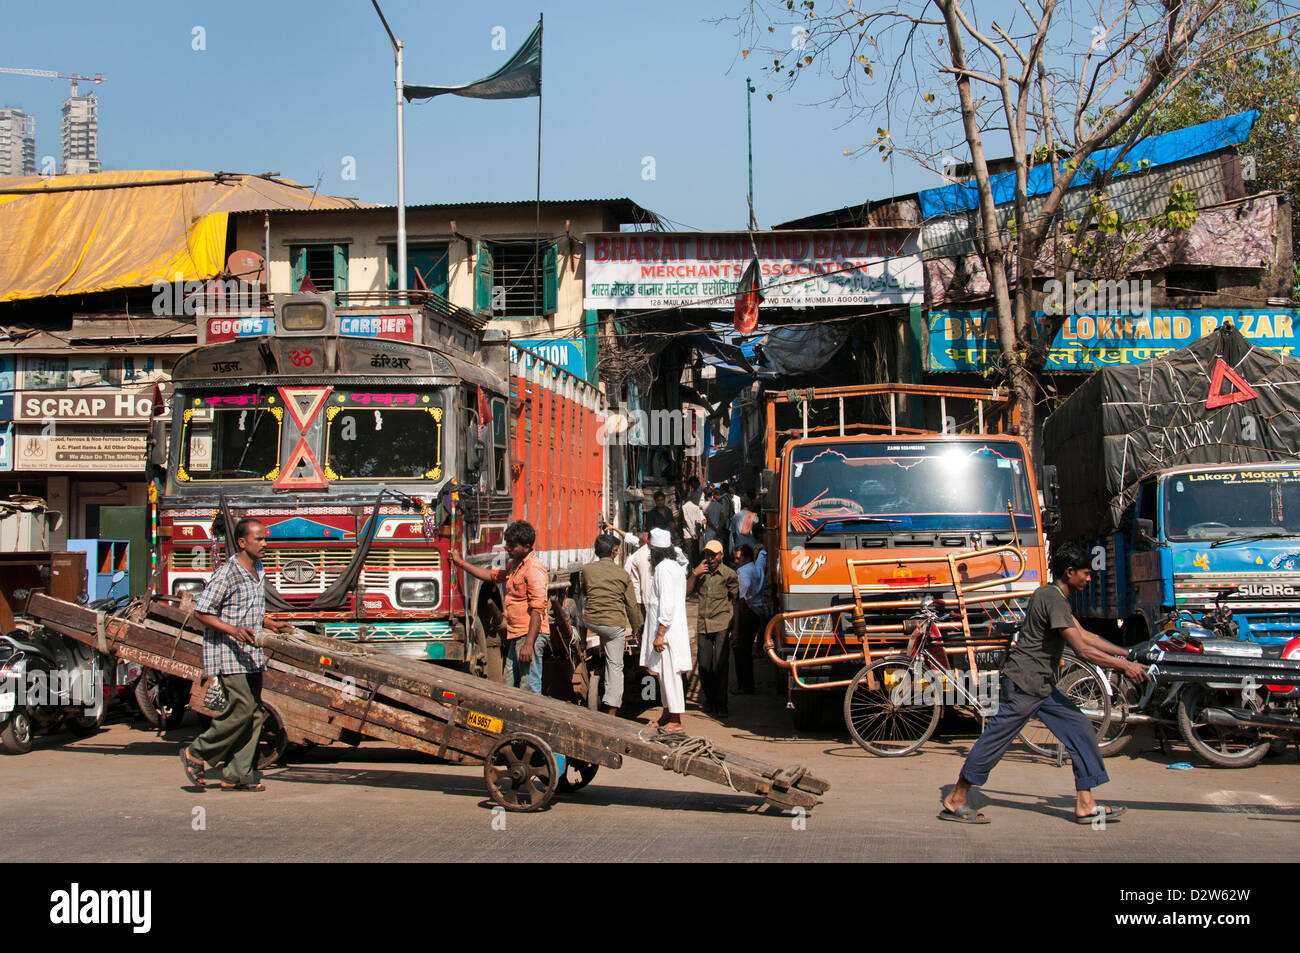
left=1176, top=686, right=1269, bottom=768
left=788, top=688, right=824, bottom=731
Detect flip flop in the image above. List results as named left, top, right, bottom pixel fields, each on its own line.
left=938, top=804, right=989, bottom=824
left=1076, top=805, right=1126, bottom=824
left=178, top=746, right=206, bottom=787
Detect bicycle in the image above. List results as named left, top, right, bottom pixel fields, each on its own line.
left=844, top=595, right=1113, bottom=756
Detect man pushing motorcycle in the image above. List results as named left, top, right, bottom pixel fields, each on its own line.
left=939, top=542, right=1150, bottom=825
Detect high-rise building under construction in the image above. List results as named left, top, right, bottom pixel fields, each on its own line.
left=0, top=107, right=36, bottom=176
left=61, top=92, right=99, bottom=174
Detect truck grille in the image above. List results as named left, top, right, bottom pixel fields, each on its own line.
left=168, top=546, right=442, bottom=593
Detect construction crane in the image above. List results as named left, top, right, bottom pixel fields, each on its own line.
left=0, top=67, right=105, bottom=97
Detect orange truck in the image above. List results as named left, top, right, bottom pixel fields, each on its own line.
left=757, top=384, right=1053, bottom=729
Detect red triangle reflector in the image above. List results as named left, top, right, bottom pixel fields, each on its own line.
left=1205, top=358, right=1259, bottom=409
left=274, top=438, right=329, bottom=490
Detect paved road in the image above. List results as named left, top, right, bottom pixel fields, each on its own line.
left=3, top=672, right=1297, bottom=863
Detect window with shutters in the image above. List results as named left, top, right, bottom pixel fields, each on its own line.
left=290, top=243, right=349, bottom=293
left=473, top=240, right=558, bottom=318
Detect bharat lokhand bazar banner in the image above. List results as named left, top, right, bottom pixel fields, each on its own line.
left=583, top=229, right=924, bottom=310
left=929, top=309, right=1299, bottom=371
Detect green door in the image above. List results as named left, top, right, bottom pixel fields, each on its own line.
left=99, top=506, right=147, bottom=597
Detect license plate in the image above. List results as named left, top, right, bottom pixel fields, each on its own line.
left=0, top=693, right=15, bottom=714
left=466, top=710, right=502, bottom=734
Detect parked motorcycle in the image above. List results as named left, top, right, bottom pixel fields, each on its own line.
left=1106, top=588, right=1300, bottom=767
left=0, top=624, right=105, bottom=754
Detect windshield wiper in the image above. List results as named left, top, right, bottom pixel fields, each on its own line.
left=1211, top=531, right=1300, bottom=548
left=233, top=387, right=267, bottom=475
left=805, top=515, right=904, bottom=544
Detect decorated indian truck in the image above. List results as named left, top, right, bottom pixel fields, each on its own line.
left=758, top=384, right=1051, bottom=728
left=155, top=291, right=605, bottom=672
left=1045, top=324, right=1300, bottom=648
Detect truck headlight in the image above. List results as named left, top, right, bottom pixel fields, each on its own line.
left=172, top=579, right=206, bottom=597
left=397, top=579, right=439, bottom=607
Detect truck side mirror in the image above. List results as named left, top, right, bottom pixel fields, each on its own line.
left=758, top=469, right=776, bottom=505
left=1039, top=464, right=1060, bottom=534
left=465, top=426, right=486, bottom=477
left=1135, top=518, right=1156, bottom=549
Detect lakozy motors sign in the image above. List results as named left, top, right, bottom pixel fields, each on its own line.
left=49, top=883, right=151, bottom=933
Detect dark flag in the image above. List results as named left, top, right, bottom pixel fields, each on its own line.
left=298, top=273, right=318, bottom=293
left=476, top=385, right=493, bottom=439
left=734, top=254, right=763, bottom=333
left=405, top=21, right=542, bottom=101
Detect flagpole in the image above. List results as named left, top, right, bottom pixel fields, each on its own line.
left=373, top=0, right=407, bottom=302
left=534, top=13, right=543, bottom=319
left=746, top=76, right=756, bottom=231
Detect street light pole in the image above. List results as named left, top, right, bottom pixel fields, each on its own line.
left=373, top=1, right=407, bottom=301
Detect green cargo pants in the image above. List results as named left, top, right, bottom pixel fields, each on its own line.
left=189, top=672, right=265, bottom=785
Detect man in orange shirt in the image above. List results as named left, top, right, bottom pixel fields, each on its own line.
left=451, top=520, right=550, bottom=694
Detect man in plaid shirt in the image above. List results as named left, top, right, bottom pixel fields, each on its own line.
left=179, top=517, right=289, bottom=791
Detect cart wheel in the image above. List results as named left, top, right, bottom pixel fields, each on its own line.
left=257, top=703, right=288, bottom=769
left=555, top=758, right=599, bottom=793
left=484, top=732, right=558, bottom=812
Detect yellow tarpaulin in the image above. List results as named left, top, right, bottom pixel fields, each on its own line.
left=0, top=170, right=363, bottom=302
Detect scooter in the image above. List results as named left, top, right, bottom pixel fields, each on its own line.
left=0, top=624, right=105, bottom=754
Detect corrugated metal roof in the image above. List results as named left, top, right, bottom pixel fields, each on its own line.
left=232, top=197, right=660, bottom=222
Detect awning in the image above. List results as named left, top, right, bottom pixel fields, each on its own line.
left=0, top=171, right=364, bottom=303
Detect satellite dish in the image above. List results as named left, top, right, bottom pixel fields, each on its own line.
left=227, top=250, right=266, bottom=285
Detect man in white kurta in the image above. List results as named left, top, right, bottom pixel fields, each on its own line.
left=640, top=528, right=692, bottom=730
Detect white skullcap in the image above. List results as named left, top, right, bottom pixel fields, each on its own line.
left=649, top=527, right=673, bottom=548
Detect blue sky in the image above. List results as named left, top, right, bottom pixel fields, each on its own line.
left=0, top=0, right=946, bottom=229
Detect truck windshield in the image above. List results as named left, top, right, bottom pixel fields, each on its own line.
left=787, top=440, right=1035, bottom=534
left=1165, top=468, right=1300, bottom=539
left=177, top=390, right=282, bottom=482
left=325, top=390, right=444, bottom=481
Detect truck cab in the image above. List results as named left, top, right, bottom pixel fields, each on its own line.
left=1086, top=463, right=1300, bottom=646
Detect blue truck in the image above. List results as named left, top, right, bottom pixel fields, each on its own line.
left=1044, top=324, right=1300, bottom=647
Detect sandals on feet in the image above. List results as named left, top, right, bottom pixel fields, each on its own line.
left=179, top=746, right=206, bottom=787
left=938, top=804, right=989, bottom=824
left=220, top=781, right=266, bottom=792
left=1075, top=804, right=1125, bottom=824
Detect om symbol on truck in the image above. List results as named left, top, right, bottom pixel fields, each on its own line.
left=790, top=550, right=826, bottom=580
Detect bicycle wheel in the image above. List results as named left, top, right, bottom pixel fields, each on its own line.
left=844, top=657, right=941, bottom=756
left=1098, top=671, right=1141, bottom=757
left=1018, top=667, right=1113, bottom=760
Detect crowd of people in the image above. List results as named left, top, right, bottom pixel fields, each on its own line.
left=577, top=480, right=770, bottom=731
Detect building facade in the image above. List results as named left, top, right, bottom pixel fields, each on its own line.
left=0, top=108, right=36, bottom=176
left=60, top=93, right=99, bottom=175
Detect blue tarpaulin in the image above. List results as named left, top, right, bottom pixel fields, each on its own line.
left=917, top=111, right=1258, bottom=218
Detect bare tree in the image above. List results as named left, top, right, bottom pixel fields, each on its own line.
left=736, top=0, right=1300, bottom=459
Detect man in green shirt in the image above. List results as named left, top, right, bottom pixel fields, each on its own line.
left=686, top=539, right=738, bottom=716
left=580, top=533, right=643, bottom=715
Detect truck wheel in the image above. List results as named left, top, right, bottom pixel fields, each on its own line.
left=1, top=710, right=34, bottom=754
left=1176, top=686, right=1269, bottom=768
left=788, top=688, right=824, bottom=731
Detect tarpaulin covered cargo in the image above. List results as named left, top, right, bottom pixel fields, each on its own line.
left=0, top=171, right=363, bottom=302
left=1044, top=324, right=1300, bottom=538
